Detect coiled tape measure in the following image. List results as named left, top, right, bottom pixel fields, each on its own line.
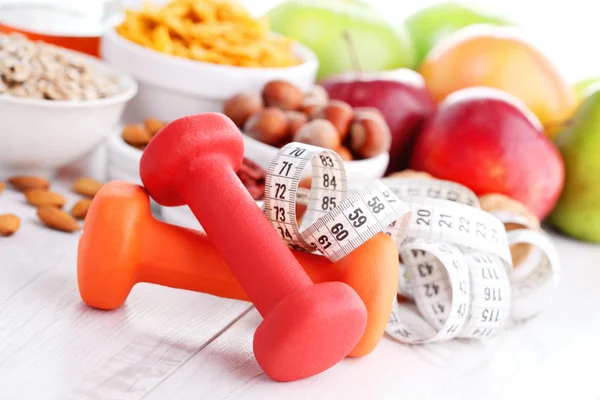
left=262, top=142, right=560, bottom=344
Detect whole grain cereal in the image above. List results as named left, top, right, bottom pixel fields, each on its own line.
left=0, top=33, right=123, bottom=101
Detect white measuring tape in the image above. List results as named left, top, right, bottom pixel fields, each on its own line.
left=263, top=142, right=411, bottom=262
left=261, top=142, right=560, bottom=344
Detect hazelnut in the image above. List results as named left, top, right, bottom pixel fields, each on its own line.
left=144, top=118, right=166, bottom=136
left=293, top=119, right=341, bottom=150
left=262, top=80, right=303, bottom=110
left=311, top=100, right=354, bottom=140
left=300, top=102, right=320, bottom=117
left=223, top=92, right=264, bottom=128
left=353, top=106, right=386, bottom=121
left=349, top=109, right=391, bottom=159
left=285, top=110, right=308, bottom=137
left=304, top=85, right=329, bottom=106
left=336, top=146, right=354, bottom=161
left=244, top=107, right=289, bottom=145
left=300, top=85, right=328, bottom=113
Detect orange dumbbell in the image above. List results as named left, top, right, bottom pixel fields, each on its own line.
left=77, top=181, right=399, bottom=358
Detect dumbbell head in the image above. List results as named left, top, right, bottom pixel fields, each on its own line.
left=77, top=181, right=150, bottom=310
left=140, top=113, right=245, bottom=207
left=254, top=281, right=367, bottom=382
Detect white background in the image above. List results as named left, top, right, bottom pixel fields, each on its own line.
left=246, top=0, right=599, bottom=83
left=0, top=0, right=598, bottom=81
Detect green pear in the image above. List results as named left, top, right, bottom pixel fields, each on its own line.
left=549, top=84, right=600, bottom=243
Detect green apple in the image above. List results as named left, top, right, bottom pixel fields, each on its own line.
left=549, top=84, right=600, bottom=243
left=405, top=2, right=511, bottom=66
left=266, top=0, right=415, bottom=80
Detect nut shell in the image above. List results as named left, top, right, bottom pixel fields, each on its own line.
left=223, top=92, right=264, bottom=128
left=349, top=109, right=391, bottom=158
left=311, top=100, right=354, bottom=140
left=262, top=80, right=303, bottom=110
left=244, top=107, right=289, bottom=145
left=336, top=146, right=353, bottom=161
left=285, top=111, right=308, bottom=138
left=303, top=85, right=329, bottom=107
left=300, top=85, right=329, bottom=114
left=293, top=119, right=341, bottom=150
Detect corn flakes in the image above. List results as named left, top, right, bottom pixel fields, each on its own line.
left=116, top=0, right=301, bottom=68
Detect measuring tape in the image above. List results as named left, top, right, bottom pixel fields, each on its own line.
left=263, top=142, right=411, bottom=262
left=261, top=142, right=560, bottom=344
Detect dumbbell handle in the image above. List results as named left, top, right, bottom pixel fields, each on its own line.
left=139, top=219, right=248, bottom=300
left=180, top=165, right=312, bottom=315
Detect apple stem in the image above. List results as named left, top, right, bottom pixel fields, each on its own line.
left=343, top=30, right=362, bottom=72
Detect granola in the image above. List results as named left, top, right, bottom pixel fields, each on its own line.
left=0, top=33, right=123, bottom=101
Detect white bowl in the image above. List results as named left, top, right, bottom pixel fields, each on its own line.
left=242, top=134, right=390, bottom=186
left=100, top=27, right=319, bottom=124
left=0, top=50, right=137, bottom=180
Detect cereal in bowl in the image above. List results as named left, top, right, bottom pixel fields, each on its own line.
left=0, top=33, right=123, bottom=101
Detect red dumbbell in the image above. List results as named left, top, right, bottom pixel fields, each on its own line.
left=139, top=113, right=367, bottom=382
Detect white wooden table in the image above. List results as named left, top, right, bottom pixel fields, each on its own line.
left=1, top=181, right=599, bottom=400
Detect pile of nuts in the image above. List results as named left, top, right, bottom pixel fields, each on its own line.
left=0, top=175, right=104, bottom=237
left=223, top=80, right=392, bottom=161
left=121, top=118, right=167, bottom=150
left=0, top=33, right=123, bottom=101
left=120, top=121, right=267, bottom=200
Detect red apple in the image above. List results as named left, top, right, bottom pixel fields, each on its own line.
left=320, top=69, right=435, bottom=174
left=409, top=87, right=564, bottom=219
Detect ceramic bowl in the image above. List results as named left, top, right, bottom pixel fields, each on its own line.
left=0, top=49, right=137, bottom=180
left=100, top=26, right=319, bottom=124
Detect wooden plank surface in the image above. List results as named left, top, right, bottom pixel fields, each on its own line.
left=0, top=183, right=251, bottom=400
left=2, top=181, right=600, bottom=399
left=142, top=235, right=600, bottom=400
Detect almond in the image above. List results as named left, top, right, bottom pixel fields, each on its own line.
left=122, top=124, right=152, bottom=147
left=72, top=177, right=103, bottom=198
left=144, top=118, right=166, bottom=136
left=71, top=199, right=91, bottom=219
left=0, top=182, right=5, bottom=193
left=37, top=205, right=80, bottom=232
left=0, top=214, right=20, bottom=236
left=8, top=175, right=50, bottom=191
left=25, top=189, right=66, bottom=208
